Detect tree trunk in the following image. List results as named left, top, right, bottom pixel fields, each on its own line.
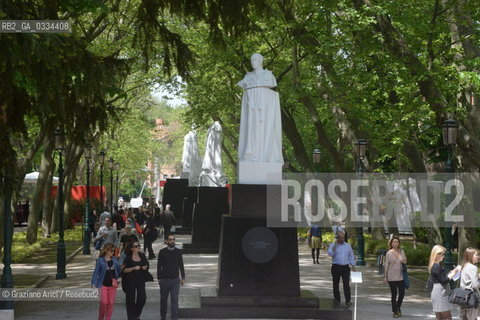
left=26, top=137, right=55, bottom=243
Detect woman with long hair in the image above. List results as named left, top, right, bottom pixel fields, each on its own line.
left=384, top=236, right=407, bottom=318
left=428, top=245, right=461, bottom=320
left=122, top=241, right=150, bottom=320
left=459, top=247, right=480, bottom=320
left=91, top=243, right=121, bottom=320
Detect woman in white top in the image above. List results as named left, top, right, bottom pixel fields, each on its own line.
left=459, top=247, right=480, bottom=320
left=384, top=236, right=407, bottom=318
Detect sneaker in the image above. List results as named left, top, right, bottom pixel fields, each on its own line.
left=345, top=301, right=352, bottom=307
left=393, top=313, right=399, bottom=318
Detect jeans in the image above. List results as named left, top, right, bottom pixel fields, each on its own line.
left=388, top=280, right=405, bottom=314
left=331, top=264, right=351, bottom=303
left=159, top=278, right=180, bottom=320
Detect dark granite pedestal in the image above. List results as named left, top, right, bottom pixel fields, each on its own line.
left=176, top=187, right=198, bottom=235
left=179, top=184, right=352, bottom=319
left=182, top=187, right=229, bottom=254
left=161, top=178, right=188, bottom=225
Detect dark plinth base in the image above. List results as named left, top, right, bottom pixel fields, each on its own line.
left=162, top=178, right=189, bottom=224
left=181, top=186, right=198, bottom=233
left=186, top=187, right=228, bottom=253
left=178, top=291, right=352, bottom=319
left=230, top=184, right=280, bottom=218
left=181, top=242, right=219, bottom=254
left=217, top=215, right=300, bottom=297
left=173, top=227, right=191, bottom=235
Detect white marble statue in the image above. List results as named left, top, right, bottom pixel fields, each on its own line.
left=238, top=53, right=283, bottom=163
left=199, top=121, right=227, bottom=187
left=237, top=53, right=283, bottom=184
left=181, top=124, right=202, bottom=186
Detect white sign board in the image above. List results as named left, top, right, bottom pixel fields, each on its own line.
left=351, top=271, right=363, bottom=283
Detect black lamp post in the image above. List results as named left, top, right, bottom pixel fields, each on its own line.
left=442, top=119, right=459, bottom=273
left=1, top=174, right=14, bottom=311
left=108, top=158, right=114, bottom=214
left=98, top=150, right=106, bottom=211
left=55, top=128, right=67, bottom=279
left=82, top=144, right=92, bottom=255
left=115, top=162, right=120, bottom=209
left=355, top=139, right=367, bottom=266
left=312, top=148, right=321, bottom=171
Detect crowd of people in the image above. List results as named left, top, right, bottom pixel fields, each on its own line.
left=308, top=225, right=480, bottom=319
left=90, top=202, right=185, bottom=320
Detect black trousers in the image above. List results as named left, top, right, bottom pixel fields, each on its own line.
left=388, top=280, right=405, bottom=313
left=144, top=229, right=158, bottom=258
left=163, top=226, right=172, bottom=240
left=331, top=264, right=351, bottom=303
left=125, top=282, right=146, bottom=320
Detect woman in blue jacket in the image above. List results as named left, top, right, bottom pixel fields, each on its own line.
left=91, top=243, right=122, bottom=320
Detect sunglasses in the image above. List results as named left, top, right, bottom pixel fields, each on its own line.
left=132, top=245, right=139, bottom=248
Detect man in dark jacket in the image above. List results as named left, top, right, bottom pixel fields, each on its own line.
left=161, top=204, right=175, bottom=240
left=157, top=235, right=185, bottom=320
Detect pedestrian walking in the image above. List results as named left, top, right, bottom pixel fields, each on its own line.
left=91, top=243, right=121, bottom=320
left=122, top=241, right=150, bottom=320
left=157, top=235, right=185, bottom=320
left=308, top=224, right=322, bottom=264
left=161, top=204, right=176, bottom=240
left=327, top=231, right=355, bottom=308
left=100, top=208, right=112, bottom=227
left=143, top=211, right=158, bottom=260
left=383, top=236, right=407, bottom=318
left=94, top=217, right=118, bottom=248
left=428, top=244, right=461, bottom=320
left=119, top=224, right=138, bottom=264
left=459, top=247, right=480, bottom=320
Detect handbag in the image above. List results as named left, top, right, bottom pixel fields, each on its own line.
left=402, top=263, right=409, bottom=289
left=425, top=276, right=434, bottom=292
left=448, top=287, right=479, bottom=308
left=144, top=270, right=154, bottom=282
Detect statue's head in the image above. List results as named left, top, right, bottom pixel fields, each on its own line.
left=251, top=53, right=264, bottom=70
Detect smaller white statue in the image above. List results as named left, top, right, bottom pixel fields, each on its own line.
left=181, top=124, right=202, bottom=186
left=199, top=121, right=227, bottom=187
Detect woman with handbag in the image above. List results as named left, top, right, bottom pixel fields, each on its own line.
left=429, top=245, right=461, bottom=320
left=91, top=243, right=122, bottom=320
left=384, top=236, right=407, bottom=318
left=459, top=248, right=480, bottom=320
left=122, top=241, right=150, bottom=320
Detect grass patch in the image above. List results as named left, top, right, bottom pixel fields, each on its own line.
left=408, top=270, right=430, bottom=282
left=9, top=274, right=47, bottom=288
left=3, top=226, right=83, bottom=263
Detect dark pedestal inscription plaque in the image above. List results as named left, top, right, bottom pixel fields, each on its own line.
left=161, top=178, right=188, bottom=225
left=217, top=215, right=300, bottom=297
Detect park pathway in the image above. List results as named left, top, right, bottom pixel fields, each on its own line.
left=8, top=234, right=457, bottom=320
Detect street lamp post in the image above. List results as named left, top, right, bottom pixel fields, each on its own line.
left=312, top=149, right=321, bottom=171
left=442, top=119, right=459, bottom=273
left=55, top=128, right=67, bottom=279
left=1, top=174, right=14, bottom=312
left=355, top=139, right=367, bottom=266
left=115, top=162, right=120, bottom=209
left=83, top=144, right=92, bottom=255
left=108, top=158, right=114, bottom=214
left=98, top=150, right=106, bottom=211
